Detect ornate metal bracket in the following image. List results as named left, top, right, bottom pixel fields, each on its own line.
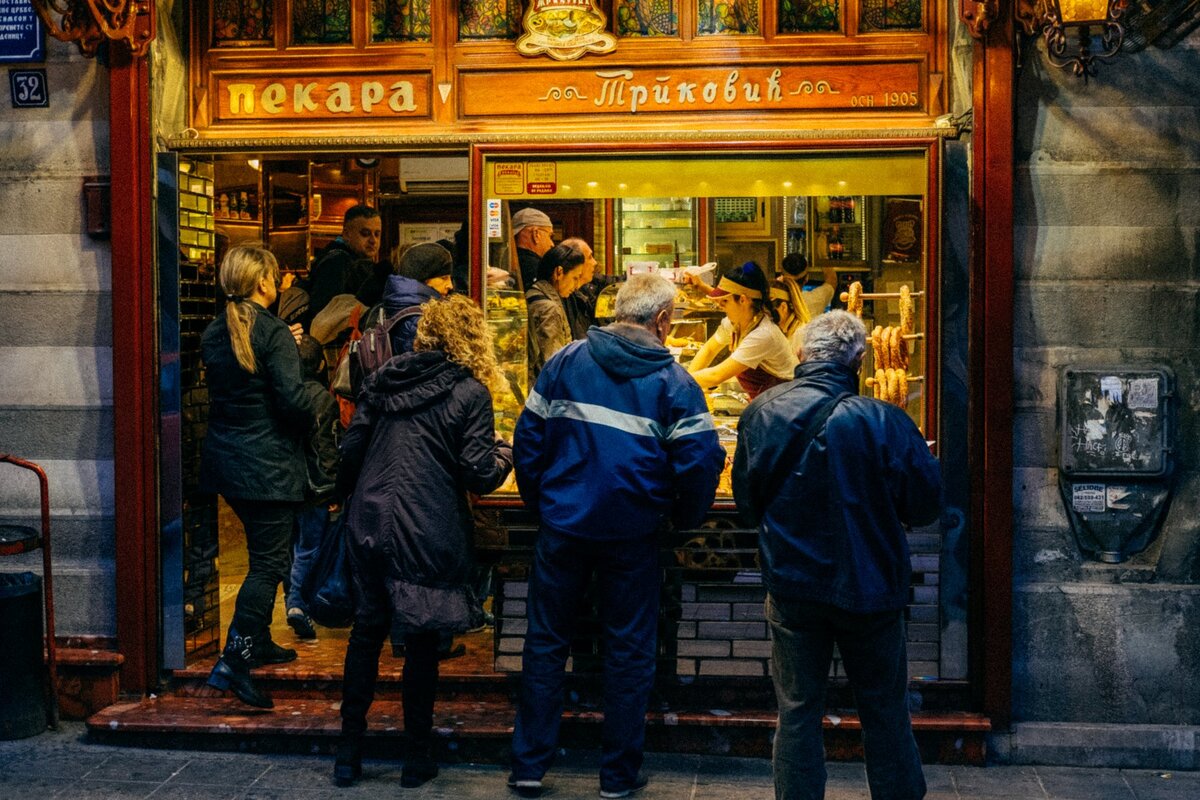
left=30, top=0, right=156, bottom=58
left=960, top=0, right=1000, bottom=39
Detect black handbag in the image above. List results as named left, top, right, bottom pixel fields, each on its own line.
left=300, top=507, right=354, bottom=628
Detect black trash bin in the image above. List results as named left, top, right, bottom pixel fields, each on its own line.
left=0, top=572, right=47, bottom=739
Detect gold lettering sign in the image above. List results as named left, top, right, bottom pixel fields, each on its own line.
left=516, top=0, right=616, bottom=62
left=214, top=74, right=431, bottom=122
left=461, top=64, right=923, bottom=116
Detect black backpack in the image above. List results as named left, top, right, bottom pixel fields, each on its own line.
left=348, top=306, right=423, bottom=395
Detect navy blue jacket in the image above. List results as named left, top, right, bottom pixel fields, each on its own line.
left=732, top=360, right=942, bottom=613
left=514, top=322, right=725, bottom=540
left=376, top=274, right=442, bottom=355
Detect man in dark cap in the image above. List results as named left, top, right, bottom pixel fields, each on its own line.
left=511, top=207, right=555, bottom=291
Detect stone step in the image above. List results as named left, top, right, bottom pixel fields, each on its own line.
left=86, top=695, right=989, bottom=764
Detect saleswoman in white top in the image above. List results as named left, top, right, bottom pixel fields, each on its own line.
left=688, top=262, right=799, bottom=400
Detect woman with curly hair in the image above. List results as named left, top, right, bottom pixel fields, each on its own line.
left=333, top=294, right=514, bottom=789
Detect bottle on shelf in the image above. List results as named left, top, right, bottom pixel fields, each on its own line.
left=844, top=196, right=856, bottom=224
left=827, top=225, right=844, bottom=260
left=829, top=196, right=843, bottom=224
left=672, top=240, right=681, bottom=271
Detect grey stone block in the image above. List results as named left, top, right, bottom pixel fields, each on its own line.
left=500, top=618, right=527, bottom=636
left=1013, top=467, right=1069, bottom=531
left=494, top=655, right=523, bottom=672
left=910, top=586, right=938, bottom=605
left=676, top=658, right=696, bottom=676
left=731, top=602, right=765, bottom=621
left=907, top=605, right=938, bottom=624
left=697, top=585, right=765, bottom=603
left=0, top=514, right=113, bottom=561
left=676, top=621, right=696, bottom=638
left=677, top=640, right=730, bottom=657
left=498, top=637, right=524, bottom=654
left=503, top=581, right=528, bottom=598
left=1013, top=584, right=1200, bottom=724
left=907, top=661, right=939, bottom=679
left=681, top=602, right=731, bottom=621
left=1013, top=409, right=1057, bottom=469
left=502, top=600, right=526, bottom=616
left=1014, top=283, right=1196, bottom=349
left=993, top=721, right=1200, bottom=770
left=732, top=640, right=773, bottom=659
left=1015, top=168, right=1190, bottom=230
left=0, top=292, right=111, bottom=347
left=697, top=621, right=766, bottom=639
left=907, top=533, right=941, bottom=553
left=0, top=234, right=111, bottom=292
left=907, top=624, right=939, bottom=642
left=910, top=555, right=939, bottom=573
left=680, top=584, right=696, bottom=602
left=699, top=659, right=764, bottom=677
left=906, top=642, right=939, bottom=662
left=0, top=408, right=114, bottom=460
left=0, top=347, right=113, bottom=409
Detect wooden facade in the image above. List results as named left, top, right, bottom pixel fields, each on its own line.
left=93, top=0, right=1013, bottom=733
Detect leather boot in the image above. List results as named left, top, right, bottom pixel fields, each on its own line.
left=246, top=635, right=297, bottom=667
left=332, top=736, right=363, bottom=788
left=206, top=628, right=273, bottom=709
left=400, top=735, right=438, bottom=788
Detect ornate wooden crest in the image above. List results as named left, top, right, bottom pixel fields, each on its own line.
left=516, top=0, right=617, bottom=61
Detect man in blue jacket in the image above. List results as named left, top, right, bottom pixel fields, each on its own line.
left=509, top=274, right=725, bottom=799
left=732, top=310, right=941, bottom=800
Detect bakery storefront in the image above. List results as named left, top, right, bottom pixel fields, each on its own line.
left=101, top=0, right=1013, bottom=756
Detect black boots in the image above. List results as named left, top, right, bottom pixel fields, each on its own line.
left=246, top=635, right=297, bottom=667
left=332, top=737, right=363, bottom=788
left=205, top=628, right=273, bottom=709
left=400, top=737, right=439, bottom=789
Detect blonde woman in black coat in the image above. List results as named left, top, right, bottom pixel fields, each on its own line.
left=333, top=294, right=514, bottom=789
left=199, top=245, right=316, bottom=709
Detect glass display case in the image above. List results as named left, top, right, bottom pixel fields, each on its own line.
left=615, top=197, right=698, bottom=275
left=485, top=288, right=528, bottom=494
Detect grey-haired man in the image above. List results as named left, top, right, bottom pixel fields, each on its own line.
left=733, top=310, right=941, bottom=800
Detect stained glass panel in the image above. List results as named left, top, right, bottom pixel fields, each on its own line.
left=293, top=0, right=352, bottom=44
left=859, top=0, right=922, bottom=31
left=372, top=0, right=433, bottom=41
left=615, top=0, right=679, bottom=36
left=697, top=0, right=761, bottom=35
left=459, top=0, right=524, bottom=40
left=213, top=0, right=272, bottom=44
left=779, top=0, right=839, bottom=32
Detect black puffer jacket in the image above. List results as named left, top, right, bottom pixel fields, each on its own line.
left=199, top=303, right=317, bottom=501
left=732, top=361, right=942, bottom=613
left=337, top=350, right=513, bottom=631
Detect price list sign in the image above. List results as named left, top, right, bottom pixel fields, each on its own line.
left=0, top=0, right=44, bottom=64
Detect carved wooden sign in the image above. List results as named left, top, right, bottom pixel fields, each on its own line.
left=461, top=63, right=922, bottom=116
left=213, top=73, right=432, bottom=122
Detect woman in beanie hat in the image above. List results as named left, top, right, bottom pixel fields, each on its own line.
left=688, top=261, right=798, bottom=400
left=359, top=242, right=455, bottom=359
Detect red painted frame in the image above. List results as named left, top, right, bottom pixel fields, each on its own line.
left=110, top=47, right=159, bottom=695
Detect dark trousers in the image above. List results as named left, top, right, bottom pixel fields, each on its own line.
left=341, top=620, right=439, bottom=743
left=511, top=529, right=660, bottom=793
left=225, top=498, right=298, bottom=640
left=766, top=595, right=926, bottom=800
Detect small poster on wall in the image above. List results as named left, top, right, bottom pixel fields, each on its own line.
left=882, top=197, right=922, bottom=262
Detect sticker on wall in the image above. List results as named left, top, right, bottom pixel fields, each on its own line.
left=494, top=162, right=525, bottom=195
left=486, top=199, right=502, bottom=238
left=1071, top=484, right=1106, bottom=514
left=516, top=0, right=616, bottom=61
left=526, top=162, right=557, bottom=194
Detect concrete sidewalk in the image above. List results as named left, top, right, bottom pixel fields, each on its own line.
left=1, top=723, right=1198, bottom=800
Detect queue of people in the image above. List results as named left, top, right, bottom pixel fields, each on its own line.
left=197, top=214, right=941, bottom=800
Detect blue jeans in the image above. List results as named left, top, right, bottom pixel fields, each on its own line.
left=766, top=595, right=925, bottom=800
left=511, top=529, right=660, bottom=793
left=285, top=504, right=329, bottom=612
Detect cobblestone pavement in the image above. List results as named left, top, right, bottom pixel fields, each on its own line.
left=1, top=724, right=1198, bottom=799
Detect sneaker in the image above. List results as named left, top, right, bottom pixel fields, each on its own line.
left=507, top=775, right=544, bottom=798
left=599, top=774, right=649, bottom=798
left=287, top=608, right=317, bottom=640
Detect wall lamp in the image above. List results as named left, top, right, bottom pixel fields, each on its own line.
left=1017, top=0, right=1129, bottom=80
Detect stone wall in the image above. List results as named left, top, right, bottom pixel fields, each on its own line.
left=1010, top=35, right=1200, bottom=760
left=0, top=39, right=114, bottom=635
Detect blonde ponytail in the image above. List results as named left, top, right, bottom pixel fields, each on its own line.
left=218, top=245, right=279, bottom=374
